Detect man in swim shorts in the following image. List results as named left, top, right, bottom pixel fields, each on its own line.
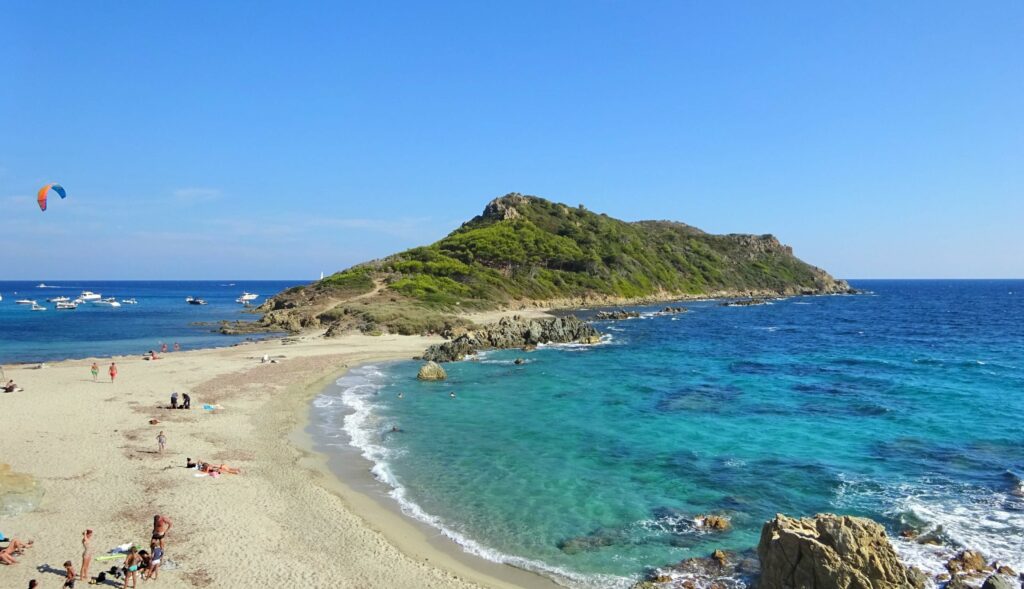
left=151, top=515, right=172, bottom=550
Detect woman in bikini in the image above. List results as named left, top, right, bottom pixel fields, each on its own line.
left=121, top=546, right=140, bottom=588
left=79, top=529, right=93, bottom=581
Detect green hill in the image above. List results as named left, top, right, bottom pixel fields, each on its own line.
left=257, top=193, right=850, bottom=335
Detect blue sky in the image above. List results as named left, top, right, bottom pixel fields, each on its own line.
left=2, top=1, right=1021, bottom=279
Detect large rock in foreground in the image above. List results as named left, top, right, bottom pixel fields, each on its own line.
left=758, top=514, right=916, bottom=589
left=421, top=315, right=601, bottom=362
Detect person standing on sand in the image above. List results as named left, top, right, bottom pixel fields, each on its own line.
left=151, top=514, right=172, bottom=550
left=62, top=560, right=76, bottom=588
left=181, top=392, right=191, bottom=409
left=145, top=541, right=162, bottom=580
left=108, top=362, right=117, bottom=383
left=121, top=546, right=140, bottom=589
left=90, top=362, right=98, bottom=382
left=157, top=431, right=167, bottom=453
left=160, top=343, right=168, bottom=354
left=170, top=391, right=178, bottom=409
left=173, top=342, right=180, bottom=352
left=80, top=529, right=93, bottom=581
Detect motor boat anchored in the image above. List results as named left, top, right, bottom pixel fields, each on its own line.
left=121, top=298, right=138, bottom=305
left=16, top=299, right=36, bottom=305
left=236, top=292, right=259, bottom=303
left=48, top=296, right=71, bottom=303
left=186, top=297, right=208, bottom=305
left=56, top=301, right=78, bottom=310
left=78, top=291, right=102, bottom=301
left=31, top=303, right=46, bottom=311
left=94, top=298, right=122, bottom=307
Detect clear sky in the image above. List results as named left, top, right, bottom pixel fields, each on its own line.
left=2, top=1, right=1021, bottom=279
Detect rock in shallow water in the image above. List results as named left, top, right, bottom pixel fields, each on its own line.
left=416, top=361, right=447, bottom=381
left=421, top=315, right=601, bottom=362
left=757, top=513, right=917, bottom=589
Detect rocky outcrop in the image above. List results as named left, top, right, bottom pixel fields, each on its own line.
left=697, top=514, right=732, bottom=531
left=595, top=309, right=641, bottom=320
left=721, top=298, right=771, bottom=307
left=660, top=306, right=688, bottom=315
left=980, top=575, right=1017, bottom=589
left=632, top=549, right=760, bottom=589
left=757, top=513, right=916, bottom=589
left=416, top=361, right=447, bottom=381
left=947, top=551, right=990, bottom=575
left=421, top=315, right=601, bottom=362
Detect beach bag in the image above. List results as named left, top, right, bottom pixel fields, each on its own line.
left=96, top=572, right=107, bottom=583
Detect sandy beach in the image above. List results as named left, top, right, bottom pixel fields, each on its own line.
left=0, top=328, right=557, bottom=588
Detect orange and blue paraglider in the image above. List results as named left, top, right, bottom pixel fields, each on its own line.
left=37, top=183, right=67, bottom=212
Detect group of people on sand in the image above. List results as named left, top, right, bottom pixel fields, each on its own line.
left=2, top=516, right=172, bottom=588
left=89, top=362, right=118, bottom=383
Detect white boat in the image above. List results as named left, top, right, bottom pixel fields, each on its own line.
left=186, top=297, right=208, bottom=305
left=236, top=292, right=259, bottom=303
left=48, top=296, right=71, bottom=303
left=0, top=294, right=3, bottom=302
left=16, top=299, right=36, bottom=305
left=37, top=283, right=50, bottom=288
left=31, top=303, right=46, bottom=311
left=121, top=298, right=138, bottom=305
left=56, top=301, right=78, bottom=310
left=94, top=298, right=122, bottom=307
left=78, top=291, right=102, bottom=301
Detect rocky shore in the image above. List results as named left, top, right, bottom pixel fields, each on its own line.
left=632, top=513, right=1020, bottom=589
left=419, top=315, right=601, bottom=362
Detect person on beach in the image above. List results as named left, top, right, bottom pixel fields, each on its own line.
left=121, top=546, right=140, bottom=588
left=108, top=362, right=117, bottom=383
left=199, top=461, right=241, bottom=475
left=90, top=362, right=99, bottom=382
left=62, top=560, right=76, bottom=588
left=80, top=529, right=93, bottom=581
left=2, top=380, right=16, bottom=393
left=157, top=431, right=167, bottom=453
left=170, top=391, right=178, bottom=409
left=173, top=342, right=180, bottom=352
left=0, top=537, right=32, bottom=564
left=151, top=515, right=172, bottom=550
left=181, top=392, right=191, bottom=409
left=160, top=343, right=168, bottom=354
left=145, top=542, right=162, bottom=580
left=28, top=580, right=37, bottom=589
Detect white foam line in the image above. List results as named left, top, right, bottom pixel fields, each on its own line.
left=316, top=365, right=633, bottom=589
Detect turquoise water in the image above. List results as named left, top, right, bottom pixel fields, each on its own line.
left=0, top=280, right=301, bottom=363
left=314, top=281, right=1024, bottom=587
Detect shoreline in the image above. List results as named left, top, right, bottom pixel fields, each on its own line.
left=0, top=328, right=559, bottom=588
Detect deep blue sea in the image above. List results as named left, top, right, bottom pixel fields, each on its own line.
left=0, top=280, right=302, bottom=363
left=314, top=280, right=1024, bottom=588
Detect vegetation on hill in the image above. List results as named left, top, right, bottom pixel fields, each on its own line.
left=258, top=193, right=849, bottom=335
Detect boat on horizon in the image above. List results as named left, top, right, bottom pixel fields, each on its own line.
left=236, top=292, right=259, bottom=303
left=186, top=297, right=208, bottom=305
left=78, top=291, right=102, bottom=301
left=16, top=298, right=36, bottom=305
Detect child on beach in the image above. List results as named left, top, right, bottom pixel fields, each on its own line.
left=157, top=431, right=167, bottom=453
left=145, top=542, right=162, bottom=580
left=108, top=362, right=117, bottom=383
left=90, top=362, right=98, bottom=381
left=62, top=560, right=76, bottom=588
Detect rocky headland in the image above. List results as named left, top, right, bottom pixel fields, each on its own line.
left=419, top=315, right=601, bottom=363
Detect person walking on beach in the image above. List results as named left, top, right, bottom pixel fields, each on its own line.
left=157, top=431, right=167, bottom=453
left=170, top=391, right=178, bottom=409
left=108, top=362, right=117, bottom=384
left=80, top=529, right=93, bottom=581
left=151, top=514, right=172, bottom=550
left=173, top=342, right=180, bottom=352
left=90, top=362, right=98, bottom=382
left=62, top=560, right=76, bottom=588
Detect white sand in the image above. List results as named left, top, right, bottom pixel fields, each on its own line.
left=0, top=331, right=558, bottom=588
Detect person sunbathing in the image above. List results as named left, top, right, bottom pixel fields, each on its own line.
left=0, top=538, right=33, bottom=564
left=198, top=461, right=241, bottom=475
left=2, top=380, right=17, bottom=393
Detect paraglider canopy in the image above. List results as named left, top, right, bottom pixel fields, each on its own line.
left=37, top=183, right=66, bottom=211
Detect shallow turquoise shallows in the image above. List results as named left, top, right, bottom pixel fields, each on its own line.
left=315, top=280, right=1024, bottom=588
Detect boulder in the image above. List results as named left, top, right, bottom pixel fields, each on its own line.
left=699, top=514, right=732, bottom=531
left=947, top=551, right=989, bottom=575
left=416, top=361, right=447, bottom=381
left=906, top=567, right=928, bottom=589
left=757, top=513, right=916, bottom=589
left=513, top=358, right=526, bottom=365
left=595, top=309, right=641, bottom=320
left=981, top=575, right=1017, bottom=589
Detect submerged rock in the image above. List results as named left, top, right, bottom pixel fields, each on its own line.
left=595, top=309, right=641, bottom=320
left=556, top=528, right=620, bottom=554
left=698, top=514, right=732, bottom=532
left=757, top=513, right=917, bottom=589
left=416, top=361, right=447, bottom=381
left=421, top=315, right=601, bottom=362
